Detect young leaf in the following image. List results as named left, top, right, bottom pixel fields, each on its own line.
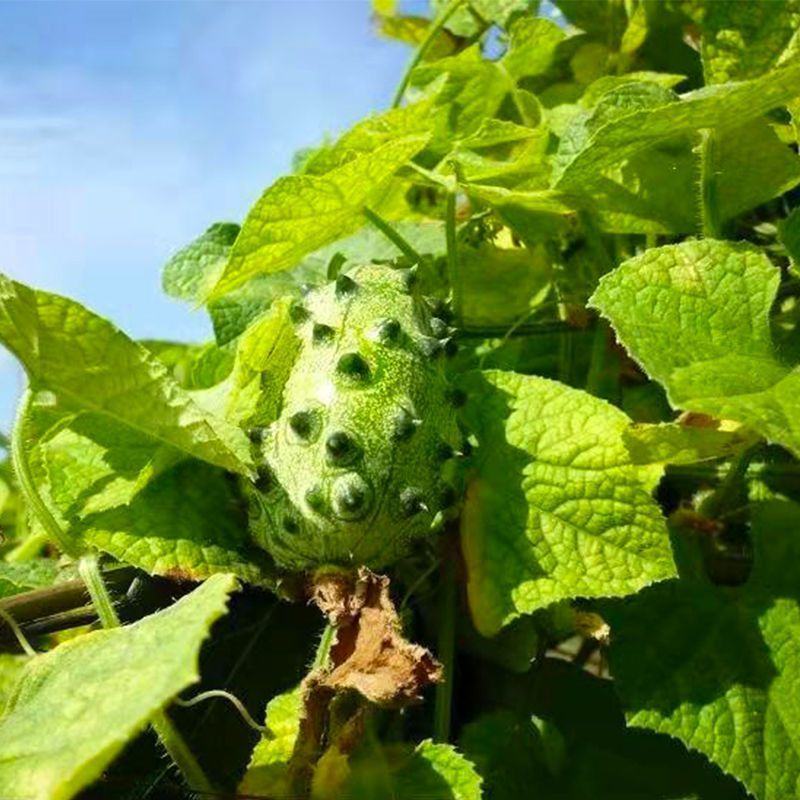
left=208, top=135, right=429, bottom=299
left=554, top=60, right=800, bottom=192
left=162, top=222, right=240, bottom=302
left=604, top=501, right=800, bottom=800
left=0, top=275, right=253, bottom=476
left=458, top=370, right=675, bottom=636
left=0, top=573, right=237, bottom=800
left=591, top=239, right=800, bottom=457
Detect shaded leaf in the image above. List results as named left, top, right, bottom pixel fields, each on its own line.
left=604, top=501, right=800, bottom=800
left=0, top=574, right=237, bottom=800
left=458, top=369, right=674, bottom=636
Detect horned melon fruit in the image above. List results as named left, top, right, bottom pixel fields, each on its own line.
left=245, top=263, right=464, bottom=571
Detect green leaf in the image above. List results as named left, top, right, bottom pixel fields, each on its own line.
left=591, top=239, right=800, bottom=457
left=604, top=501, right=800, bottom=800
left=779, top=205, right=800, bottom=269
left=300, top=90, right=441, bottom=175
left=0, top=573, right=237, bottom=800
left=208, top=135, right=429, bottom=299
left=0, top=655, right=28, bottom=716
left=623, top=422, right=758, bottom=466
left=162, top=222, right=240, bottom=302
left=20, top=394, right=272, bottom=583
left=223, top=298, right=300, bottom=429
left=0, top=275, right=252, bottom=477
left=0, top=560, right=63, bottom=600
left=502, top=16, right=565, bottom=83
left=345, top=741, right=483, bottom=800
left=554, top=60, right=800, bottom=193
left=460, top=669, right=750, bottom=799
left=458, top=240, right=553, bottom=328
left=74, top=460, right=273, bottom=586
left=411, top=46, right=511, bottom=139
left=458, top=370, right=674, bottom=636
left=239, top=687, right=301, bottom=798
left=388, top=741, right=482, bottom=800
left=683, top=0, right=800, bottom=84
left=714, top=118, right=800, bottom=223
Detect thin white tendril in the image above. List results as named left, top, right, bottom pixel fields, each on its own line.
left=174, top=689, right=272, bottom=737
left=0, top=607, right=36, bottom=657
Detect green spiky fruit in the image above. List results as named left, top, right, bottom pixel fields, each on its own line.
left=244, top=264, right=463, bottom=571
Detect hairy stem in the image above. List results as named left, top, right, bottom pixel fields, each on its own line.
left=12, top=388, right=81, bottom=558
left=433, top=555, right=457, bottom=743
left=391, top=0, right=465, bottom=108
left=702, top=444, right=762, bottom=520
left=79, top=555, right=214, bottom=795
left=699, top=128, right=721, bottom=239
left=363, top=206, right=423, bottom=263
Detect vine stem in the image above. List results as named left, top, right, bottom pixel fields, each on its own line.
left=363, top=206, right=423, bottom=263
left=391, top=0, right=466, bottom=108
left=12, top=388, right=81, bottom=558
left=446, top=190, right=462, bottom=322
left=699, top=128, right=721, bottom=239
left=702, top=444, right=762, bottom=520
left=433, top=555, right=456, bottom=743
left=78, top=554, right=215, bottom=796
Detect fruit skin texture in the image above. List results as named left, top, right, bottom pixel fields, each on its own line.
left=245, top=264, right=462, bottom=571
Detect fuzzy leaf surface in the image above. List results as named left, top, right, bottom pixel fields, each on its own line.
left=458, top=370, right=674, bottom=636
left=591, top=239, right=800, bottom=456
left=0, top=275, right=252, bottom=476
left=554, top=61, right=800, bottom=192
left=604, top=501, right=800, bottom=800
left=0, top=574, right=237, bottom=800
left=209, top=136, right=428, bottom=298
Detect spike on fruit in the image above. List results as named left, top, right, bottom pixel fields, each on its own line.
left=447, top=388, right=467, bottom=408
left=305, top=484, right=326, bottom=512
left=289, top=302, right=309, bottom=323
left=430, top=317, right=448, bottom=338
left=376, top=317, right=401, bottom=343
left=288, top=410, right=314, bottom=439
left=335, top=274, right=358, bottom=296
left=435, top=441, right=454, bottom=461
left=400, top=487, right=426, bottom=517
left=392, top=407, right=420, bottom=441
left=283, top=515, right=300, bottom=533
left=337, top=352, right=370, bottom=380
left=326, top=431, right=357, bottom=463
left=254, top=465, right=272, bottom=492
left=420, top=337, right=442, bottom=358
left=398, top=266, right=418, bottom=293
left=312, top=323, right=335, bottom=344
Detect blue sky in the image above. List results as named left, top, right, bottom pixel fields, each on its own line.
left=0, top=0, right=423, bottom=429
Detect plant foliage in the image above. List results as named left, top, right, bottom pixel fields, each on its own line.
left=0, top=1, right=799, bottom=798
